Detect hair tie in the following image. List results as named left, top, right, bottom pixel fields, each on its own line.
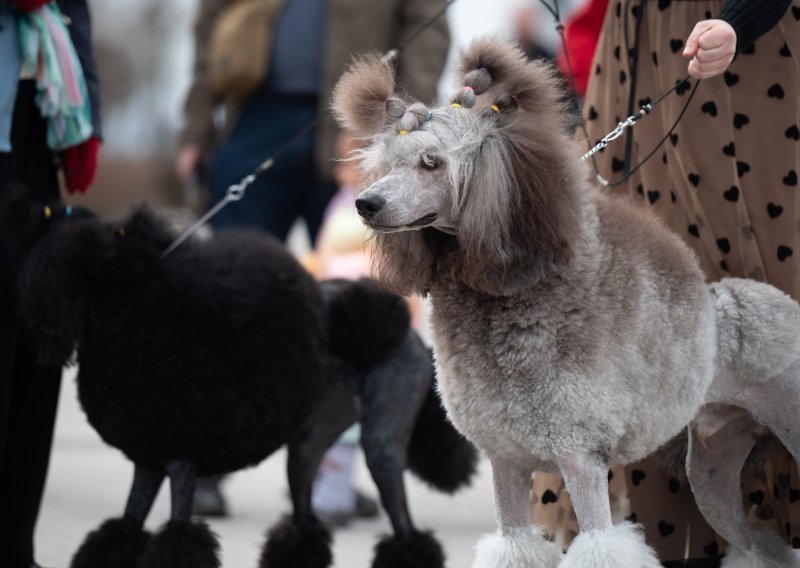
left=65, top=205, right=73, bottom=217
left=491, top=104, right=501, bottom=114
left=117, top=227, right=126, bottom=237
left=450, top=103, right=462, bottom=108
left=425, top=111, right=433, bottom=121
left=398, top=130, right=409, bottom=135
left=464, top=85, right=474, bottom=92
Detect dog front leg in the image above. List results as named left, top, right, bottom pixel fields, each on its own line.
left=472, top=456, right=561, bottom=568
left=557, top=452, right=660, bottom=568
left=137, top=461, right=221, bottom=568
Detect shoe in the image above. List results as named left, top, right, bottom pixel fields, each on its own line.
left=312, top=490, right=380, bottom=527
left=314, top=508, right=355, bottom=528
left=192, top=478, right=229, bottom=518
left=354, top=490, right=379, bottom=518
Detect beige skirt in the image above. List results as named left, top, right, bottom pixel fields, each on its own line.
left=532, top=0, right=800, bottom=560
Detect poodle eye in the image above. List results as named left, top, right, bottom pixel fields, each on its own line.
left=420, top=154, right=441, bottom=170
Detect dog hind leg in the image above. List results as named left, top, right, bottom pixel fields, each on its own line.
left=687, top=407, right=800, bottom=568
left=360, top=336, right=446, bottom=568
left=732, top=361, right=800, bottom=567
left=472, top=457, right=561, bottom=568
left=558, top=452, right=660, bottom=568
left=69, top=463, right=164, bottom=568
left=260, top=381, right=358, bottom=568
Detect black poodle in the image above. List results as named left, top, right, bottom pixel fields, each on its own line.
left=0, top=191, right=477, bottom=568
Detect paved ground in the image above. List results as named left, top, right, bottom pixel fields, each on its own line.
left=37, top=368, right=496, bottom=568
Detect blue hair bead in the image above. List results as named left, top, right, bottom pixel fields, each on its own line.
left=425, top=111, right=433, bottom=121
left=65, top=206, right=73, bottom=217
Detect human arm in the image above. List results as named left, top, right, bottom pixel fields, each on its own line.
left=683, top=0, right=792, bottom=79
left=718, top=0, right=793, bottom=52
left=176, top=0, right=227, bottom=183
left=8, top=0, right=49, bottom=12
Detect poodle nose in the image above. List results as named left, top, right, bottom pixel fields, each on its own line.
left=355, top=196, right=386, bottom=220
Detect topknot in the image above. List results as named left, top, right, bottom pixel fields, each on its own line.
left=464, top=68, right=492, bottom=95
left=393, top=103, right=432, bottom=134
left=457, top=37, right=528, bottom=93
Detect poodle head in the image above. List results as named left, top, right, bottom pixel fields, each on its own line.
left=1, top=191, right=176, bottom=365
left=332, top=38, right=584, bottom=296
left=105, top=206, right=177, bottom=283
left=1, top=189, right=112, bottom=365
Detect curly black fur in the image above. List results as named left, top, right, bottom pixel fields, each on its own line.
left=12, top=202, right=327, bottom=475
left=69, top=517, right=150, bottom=568
left=372, top=531, right=445, bottom=568
left=259, top=515, right=332, bottom=568
left=407, top=361, right=478, bottom=493
left=137, top=520, right=220, bottom=568
left=322, top=278, right=411, bottom=371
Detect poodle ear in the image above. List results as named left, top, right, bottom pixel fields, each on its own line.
left=451, top=135, right=517, bottom=293
left=454, top=120, right=576, bottom=295
left=332, top=53, right=408, bottom=136
left=16, top=215, right=111, bottom=366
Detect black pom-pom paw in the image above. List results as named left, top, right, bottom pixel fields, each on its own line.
left=70, top=517, right=150, bottom=568
left=259, top=515, right=332, bottom=568
left=137, top=520, right=220, bottom=568
left=372, top=530, right=445, bottom=568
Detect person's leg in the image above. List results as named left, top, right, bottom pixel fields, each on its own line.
left=303, top=178, right=337, bottom=247
left=0, top=328, right=62, bottom=567
left=208, top=92, right=319, bottom=240
left=0, top=79, right=63, bottom=568
left=0, top=238, right=18, bottom=468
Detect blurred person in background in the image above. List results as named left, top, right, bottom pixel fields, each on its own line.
left=177, top=0, right=450, bottom=518
left=556, top=0, right=608, bottom=100
left=512, top=3, right=556, bottom=62
left=532, top=1, right=798, bottom=566
left=0, top=1, right=101, bottom=567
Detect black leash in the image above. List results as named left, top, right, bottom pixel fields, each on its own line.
left=162, top=0, right=458, bottom=258
left=538, top=0, right=699, bottom=187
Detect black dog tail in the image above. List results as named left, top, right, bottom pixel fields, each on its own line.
left=407, top=359, right=478, bottom=494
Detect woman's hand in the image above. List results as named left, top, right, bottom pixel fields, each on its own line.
left=683, top=19, right=737, bottom=79
left=176, top=145, right=203, bottom=185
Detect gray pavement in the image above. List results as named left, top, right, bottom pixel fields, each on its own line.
left=37, top=368, right=496, bottom=568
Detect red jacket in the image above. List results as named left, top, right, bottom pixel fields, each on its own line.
left=557, top=0, right=609, bottom=99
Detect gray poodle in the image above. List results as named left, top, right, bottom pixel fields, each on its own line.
left=331, top=38, right=800, bottom=568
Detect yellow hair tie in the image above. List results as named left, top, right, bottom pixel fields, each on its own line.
left=398, top=130, right=409, bottom=135
left=491, top=104, right=501, bottom=114
left=43, top=206, right=52, bottom=219
left=450, top=103, right=461, bottom=108
left=118, top=228, right=126, bottom=237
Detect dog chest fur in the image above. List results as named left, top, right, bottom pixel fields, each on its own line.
left=429, top=194, right=718, bottom=470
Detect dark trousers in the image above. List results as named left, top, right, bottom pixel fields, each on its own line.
left=0, top=81, right=63, bottom=568
left=209, top=91, right=336, bottom=244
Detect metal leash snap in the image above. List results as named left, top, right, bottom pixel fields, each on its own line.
left=227, top=174, right=255, bottom=202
